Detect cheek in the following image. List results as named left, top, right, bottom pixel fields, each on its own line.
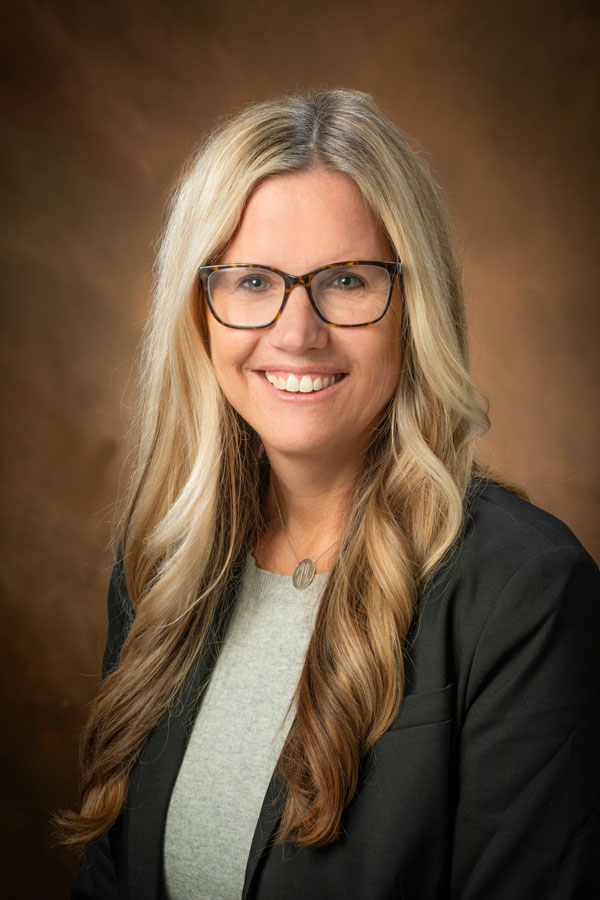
left=359, top=330, right=402, bottom=404
left=208, top=326, right=257, bottom=388
left=380, top=314, right=403, bottom=396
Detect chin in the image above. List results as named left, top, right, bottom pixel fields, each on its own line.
left=263, top=440, right=327, bottom=458
left=261, top=429, right=354, bottom=460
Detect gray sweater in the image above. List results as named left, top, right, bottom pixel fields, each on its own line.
left=164, top=555, right=326, bottom=900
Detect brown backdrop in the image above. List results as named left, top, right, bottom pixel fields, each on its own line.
left=1, top=0, right=598, bottom=895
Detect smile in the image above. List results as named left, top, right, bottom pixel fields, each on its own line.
left=264, top=371, right=345, bottom=393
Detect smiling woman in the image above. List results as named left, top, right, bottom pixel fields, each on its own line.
left=57, top=90, right=600, bottom=900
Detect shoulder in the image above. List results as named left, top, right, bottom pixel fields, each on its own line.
left=102, top=547, right=135, bottom=679
left=452, top=478, right=598, bottom=592
left=426, top=479, right=600, bottom=667
left=465, top=478, right=590, bottom=559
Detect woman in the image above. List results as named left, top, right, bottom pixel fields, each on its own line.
left=60, top=90, right=599, bottom=899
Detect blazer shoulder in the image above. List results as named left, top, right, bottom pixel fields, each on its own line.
left=425, top=480, right=600, bottom=650
left=464, top=479, right=595, bottom=566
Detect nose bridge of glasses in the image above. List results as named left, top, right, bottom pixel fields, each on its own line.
left=296, top=272, right=312, bottom=288
left=283, top=271, right=313, bottom=295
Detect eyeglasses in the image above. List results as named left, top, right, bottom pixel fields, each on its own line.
left=197, top=260, right=401, bottom=329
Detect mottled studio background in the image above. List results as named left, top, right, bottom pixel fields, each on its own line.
left=1, top=0, right=598, bottom=895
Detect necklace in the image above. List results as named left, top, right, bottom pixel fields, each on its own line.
left=272, top=486, right=340, bottom=589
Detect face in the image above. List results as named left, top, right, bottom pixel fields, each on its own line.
left=205, top=169, right=402, bottom=467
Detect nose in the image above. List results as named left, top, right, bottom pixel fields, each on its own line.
left=268, top=285, right=329, bottom=352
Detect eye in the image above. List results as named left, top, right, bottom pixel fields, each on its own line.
left=325, top=270, right=367, bottom=291
left=237, top=275, right=272, bottom=292
left=334, top=273, right=363, bottom=288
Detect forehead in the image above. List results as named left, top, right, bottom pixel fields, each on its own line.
left=220, top=168, right=390, bottom=270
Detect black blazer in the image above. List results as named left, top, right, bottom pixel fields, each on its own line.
left=73, top=482, right=600, bottom=899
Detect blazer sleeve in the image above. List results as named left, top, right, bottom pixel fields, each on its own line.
left=71, top=551, right=134, bottom=900
left=450, top=545, right=600, bottom=900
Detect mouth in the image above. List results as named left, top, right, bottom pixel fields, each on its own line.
left=263, top=371, right=346, bottom=394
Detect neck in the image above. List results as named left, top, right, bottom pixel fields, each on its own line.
left=270, top=446, right=362, bottom=524
left=255, top=447, right=363, bottom=575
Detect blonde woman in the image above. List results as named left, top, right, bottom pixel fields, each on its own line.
left=60, top=90, right=599, bottom=899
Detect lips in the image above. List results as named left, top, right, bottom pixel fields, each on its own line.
left=264, top=371, right=344, bottom=393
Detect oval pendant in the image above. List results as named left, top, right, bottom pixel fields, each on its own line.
left=292, top=558, right=316, bottom=590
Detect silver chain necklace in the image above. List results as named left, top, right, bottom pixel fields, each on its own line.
left=272, top=486, right=340, bottom=589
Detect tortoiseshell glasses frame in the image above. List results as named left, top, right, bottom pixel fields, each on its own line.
left=197, top=259, right=402, bottom=329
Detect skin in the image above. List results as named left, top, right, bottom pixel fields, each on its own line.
left=206, top=168, right=403, bottom=572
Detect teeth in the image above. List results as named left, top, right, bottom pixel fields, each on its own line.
left=265, top=372, right=341, bottom=393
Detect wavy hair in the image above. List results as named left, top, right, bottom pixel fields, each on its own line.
left=58, top=89, right=490, bottom=848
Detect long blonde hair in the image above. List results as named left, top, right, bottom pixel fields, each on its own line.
left=59, top=89, right=489, bottom=848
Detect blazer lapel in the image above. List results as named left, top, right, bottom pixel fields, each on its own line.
left=121, top=561, right=245, bottom=900
left=242, top=770, right=286, bottom=900
left=123, top=638, right=218, bottom=900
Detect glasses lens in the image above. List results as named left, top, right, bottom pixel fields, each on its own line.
left=207, top=267, right=285, bottom=327
left=312, top=264, right=392, bottom=325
